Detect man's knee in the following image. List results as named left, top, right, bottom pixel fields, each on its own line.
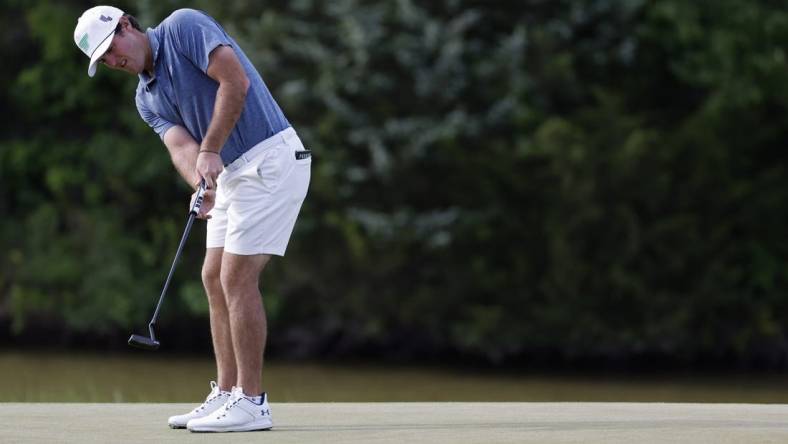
left=219, top=266, right=252, bottom=297
left=202, top=250, right=224, bottom=296
left=203, top=266, right=221, bottom=293
left=219, top=254, right=270, bottom=296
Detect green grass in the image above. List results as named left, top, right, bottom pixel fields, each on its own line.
left=3, top=350, right=788, bottom=403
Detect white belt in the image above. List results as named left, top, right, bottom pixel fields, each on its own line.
left=224, top=127, right=296, bottom=173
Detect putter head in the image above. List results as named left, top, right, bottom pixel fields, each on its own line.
left=128, top=334, right=160, bottom=351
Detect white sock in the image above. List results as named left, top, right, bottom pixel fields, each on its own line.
left=244, top=394, right=262, bottom=404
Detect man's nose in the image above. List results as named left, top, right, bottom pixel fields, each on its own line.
left=103, top=54, right=117, bottom=67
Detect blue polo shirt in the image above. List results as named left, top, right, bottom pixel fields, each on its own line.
left=135, top=9, right=289, bottom=165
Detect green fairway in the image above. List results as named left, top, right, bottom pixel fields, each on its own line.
left=3, top=402, right=788, bottom=443
left=4, top=351, right=788, bottom=403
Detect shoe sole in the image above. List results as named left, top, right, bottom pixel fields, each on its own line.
left=189, top=422, right=273, bottom=433
left=168, top=424, right=186, bottom=429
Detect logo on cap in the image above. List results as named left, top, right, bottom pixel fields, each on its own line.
left=78, top=33, right=89, bottom=52
left=100, top=15, right=113, bottom=22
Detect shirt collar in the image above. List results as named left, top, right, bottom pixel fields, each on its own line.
left=139, top=28, right=160, bottom=86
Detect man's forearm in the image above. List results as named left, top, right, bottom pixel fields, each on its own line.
left=201, top=81, right=248, bottom=153
left=172, top=145, right=200, bottom=188
left=163, top=125, right=202, bottom=189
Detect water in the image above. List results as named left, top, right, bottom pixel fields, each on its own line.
left=2, top=350, right=788, bottom=403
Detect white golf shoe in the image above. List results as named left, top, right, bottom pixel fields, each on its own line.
left=187, top=386, right=273, bottom=432
left=167, top=381, right=230, bottom=429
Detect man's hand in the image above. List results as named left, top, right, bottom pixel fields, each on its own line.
left=196, top=150, right=223, bottom=190
left=191, top=186, right=216, bottom=220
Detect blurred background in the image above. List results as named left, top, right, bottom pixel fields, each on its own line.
left=3, top=0, right=788, bottom=402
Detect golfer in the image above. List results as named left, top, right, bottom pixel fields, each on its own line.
left=74, top=6, right=311, bottom=432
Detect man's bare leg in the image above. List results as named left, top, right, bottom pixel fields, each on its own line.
left=220, top=252, right=270, bottom=395
left=202, top=247, right=237, bottom=391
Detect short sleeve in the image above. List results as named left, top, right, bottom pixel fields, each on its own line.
left=166, top=9, right=232, bottom=73
left=136, top=96, right=175, bottom=139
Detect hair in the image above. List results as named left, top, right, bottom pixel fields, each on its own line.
left=115, top=13, right=143, bottom=35
left=125, top=14, right=142, bottom=31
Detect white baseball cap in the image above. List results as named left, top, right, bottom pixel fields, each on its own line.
left=74, top=6, right=124, bottom=77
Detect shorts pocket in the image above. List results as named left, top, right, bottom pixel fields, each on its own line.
left=255, top=148, right=282, bottom=193
left=291, top=157, right=311, bottom=201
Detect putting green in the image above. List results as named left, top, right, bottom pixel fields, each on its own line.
left=3, top=402, right=788, bottom=443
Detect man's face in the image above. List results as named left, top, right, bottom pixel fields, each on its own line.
left=98, top=18, right=145, bottom=75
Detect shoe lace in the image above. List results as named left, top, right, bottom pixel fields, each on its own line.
left=216, top=389, right=244, bottom=418
left=193, top=382, right=225, bottom=413
left=195, top=394, right=221, bottom=412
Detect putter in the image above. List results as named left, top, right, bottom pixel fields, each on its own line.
left=128, top=180, right=208, bottom=350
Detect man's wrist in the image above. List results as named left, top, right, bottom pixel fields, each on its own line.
left=199, top=149, right=220, bottom=155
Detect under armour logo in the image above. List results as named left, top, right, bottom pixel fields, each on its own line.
left=261, top=409, right=270, bottom=416
left=99, top=15, right=113, bottom=22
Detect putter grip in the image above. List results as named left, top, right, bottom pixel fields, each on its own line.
left=190, top=180, right=207, bottom=215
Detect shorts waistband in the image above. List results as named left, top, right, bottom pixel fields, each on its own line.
left=224, top=127, right=297, bottom=173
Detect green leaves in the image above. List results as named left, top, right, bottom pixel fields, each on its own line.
left=3, top=0, right=788, bottom=366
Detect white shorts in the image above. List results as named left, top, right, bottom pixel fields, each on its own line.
left=206, top=127, right=311, bottom=256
